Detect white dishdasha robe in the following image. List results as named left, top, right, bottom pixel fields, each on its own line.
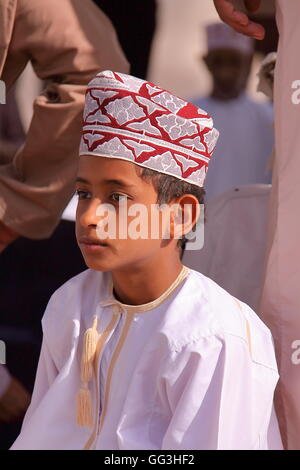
left=11, top=266, right=282, bottom=450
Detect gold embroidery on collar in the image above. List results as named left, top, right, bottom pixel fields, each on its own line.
left=105, top=265, right=190, bottom=314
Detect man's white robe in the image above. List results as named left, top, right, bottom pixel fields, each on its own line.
left=259, top=0, right=300, bottom=450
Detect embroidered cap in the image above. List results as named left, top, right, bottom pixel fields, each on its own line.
left=206, top=23, right=254, bottom=55
left=79, top=70, right=219, bottom=188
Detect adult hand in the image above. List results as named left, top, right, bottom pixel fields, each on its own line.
left=214, top=0, right=265, bottom=39
left=0, top=220, right=19, bottom=253
left=0, top=377, right=31, bottom=423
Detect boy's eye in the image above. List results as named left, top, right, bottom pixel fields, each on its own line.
left=110, top=193, right=129, bottom=203
left=75, top=189, right=91, bottom=200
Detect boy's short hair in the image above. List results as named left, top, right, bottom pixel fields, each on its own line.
left=138, top=167, right=205, bottom=256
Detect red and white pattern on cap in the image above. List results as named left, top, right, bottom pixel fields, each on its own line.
left=80, top=71, right=219, bottom=187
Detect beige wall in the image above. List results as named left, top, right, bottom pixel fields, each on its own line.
left=148, top=0, right=269, bottom=101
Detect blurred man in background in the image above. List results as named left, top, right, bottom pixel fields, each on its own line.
left=192, top=23, right=273, bottom=201
left=184, top=51, right=276, bottom=311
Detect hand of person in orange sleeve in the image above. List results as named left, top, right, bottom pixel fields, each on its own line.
left=0, top=377, right=31, bottom=423
left=0, top=220, right=19, bottom=253
left=214, top=0, right=265, bottom=39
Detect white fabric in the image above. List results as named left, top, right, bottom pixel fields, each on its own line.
left=0, top=365, right=11, bottom=398
left=183, top=184, right=271, bottom=311
left=258, top=0, right=300, bottom=450
left=99, top=312, right=124, bottom=416
left=192, top=95, right=274, bottom=201
left=61, top=195, right=77, bottom=222
left=15, top=63, right=43, bottom=133
left=11, top=268, right=282, bottom=450
left=257, top=52, right=277, bottom=101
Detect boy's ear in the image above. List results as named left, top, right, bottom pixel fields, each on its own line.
left=169, top=194, right=201, bottom=240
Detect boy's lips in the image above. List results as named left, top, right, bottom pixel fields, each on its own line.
left=79, top=236, right=109, bottom=247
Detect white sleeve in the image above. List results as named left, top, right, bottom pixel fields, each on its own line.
left=20, top=291, right=63, bottom=429
left=18, top=333, right=58, bottom=431
left=161, top=334, right=281, bottom=450
left=10, top=290, right=69, bottom=450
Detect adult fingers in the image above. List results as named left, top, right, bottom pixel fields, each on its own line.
left=214, top=0, right=265, bottom=39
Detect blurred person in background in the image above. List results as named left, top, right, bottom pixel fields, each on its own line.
left=184, top=52, right=276, bottom=312
left=192, top=22, right=273, bottom=201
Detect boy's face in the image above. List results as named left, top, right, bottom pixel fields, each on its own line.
left=75, top=155, right=178, bottom=272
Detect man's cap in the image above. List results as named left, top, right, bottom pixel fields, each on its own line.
left=206, top=22, right=254, bottom=55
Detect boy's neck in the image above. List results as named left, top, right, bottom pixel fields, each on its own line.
left=111, top=257, right=183, bottom=306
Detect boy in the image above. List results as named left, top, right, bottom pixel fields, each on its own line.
left=11, top=71, right=282, bottom=450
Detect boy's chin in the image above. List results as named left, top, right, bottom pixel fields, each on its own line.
left=79, top=249, right=110, bottom=270
left=83, top=257, right=114, bottom=272
left=82, top=255, right=140, bottom=273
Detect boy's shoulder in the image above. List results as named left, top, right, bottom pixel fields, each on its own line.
left=51, top=267, right=104, bottom=294
left=40, top=269, right=109, bottom=368
left=41, top=268, right=108, bottom=328
left=168, top=268, right=268, bottom=338
left=163, top=269, right=277, bottom=370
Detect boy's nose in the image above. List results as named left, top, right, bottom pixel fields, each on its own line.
left=78, top=200, right=103, bottom=228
